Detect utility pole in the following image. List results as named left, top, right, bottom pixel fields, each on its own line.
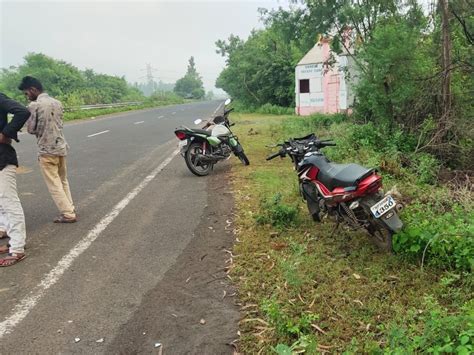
left=139, top=64, right=158, bottom=95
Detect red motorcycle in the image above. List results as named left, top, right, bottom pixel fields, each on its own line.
left=267, top=134, right=403, bottom=251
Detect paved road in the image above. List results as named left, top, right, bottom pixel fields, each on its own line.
left=0, top=100, right=236, bottom=353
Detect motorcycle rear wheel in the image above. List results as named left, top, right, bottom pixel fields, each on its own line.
left=185, top=142, right=213, bottom=176
left=367, top=221, right=393, bottom=252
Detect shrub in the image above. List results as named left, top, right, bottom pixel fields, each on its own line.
left=393, top=203, right=474, bottom=271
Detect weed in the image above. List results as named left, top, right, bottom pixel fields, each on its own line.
left=255, top=193, right=299, bottom=229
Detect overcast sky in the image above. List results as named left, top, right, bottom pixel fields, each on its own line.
left=1, top=0, right=287, bottom=92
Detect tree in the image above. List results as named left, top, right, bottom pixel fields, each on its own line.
left=0, top=53, right=145, bottom=106
left=174, top=57, right=205, bottom=99
left=215, top=0, right=473, bottom=167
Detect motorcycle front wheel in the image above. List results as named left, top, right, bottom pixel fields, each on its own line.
left=185, top=142, right=213, bottom=176
left=233, top=143, right=250, bottom=165
left=236, top=151, right=250, bottom=165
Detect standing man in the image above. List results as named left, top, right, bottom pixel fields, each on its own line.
left=19, top=76, right=77, bottom=223
left=0, top=92, right=30, bottom=266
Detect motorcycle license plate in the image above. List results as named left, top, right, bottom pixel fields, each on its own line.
left=370, top=195, right=395, bottom=218
left=178, top=140, right=187, bottom=149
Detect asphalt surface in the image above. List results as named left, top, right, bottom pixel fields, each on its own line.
left=0, top=100, right=239, bottom=353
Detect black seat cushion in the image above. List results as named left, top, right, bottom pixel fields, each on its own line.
left=317, top=162, right=374, bottom=191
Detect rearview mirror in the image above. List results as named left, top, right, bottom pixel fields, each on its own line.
left=224, top=98, right=232, bottom=106
left=194, top=119, right=202, bottom=125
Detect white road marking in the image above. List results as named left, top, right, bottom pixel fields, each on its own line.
left=87, top=130, right=109, bottom=138
left=134, top=121, right=144, bottom=125
left=158, top=115, right=164, bottom=119
left=213, top=102, right=224, bottom=115
left=0, top=149, right=179, bottom=339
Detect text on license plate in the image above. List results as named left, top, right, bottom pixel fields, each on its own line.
left=178, top=140, right=188, bottom=148
left=370, top=195, right=395, bottom=218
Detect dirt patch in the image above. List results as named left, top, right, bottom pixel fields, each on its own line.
left=106, top=164, right=239, bottom=354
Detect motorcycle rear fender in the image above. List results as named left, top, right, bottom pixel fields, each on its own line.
left=360, top=196, right=403, bottom=232
left=380, top=211, right=403, bottom=232
left=180, top=135, right=208, bottom=154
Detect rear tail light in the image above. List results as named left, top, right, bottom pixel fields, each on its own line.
left=175, top=131, right=186, bottom=140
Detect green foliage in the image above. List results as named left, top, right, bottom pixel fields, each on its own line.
left=355, top=17, right=435, bottom=130
left=173, top=56, right=205, bottom=99
left=0, top=53, right=144, bottom=107
left=393, top=203, right=474, bottom=271
left=216, top=1, right=473, bottom=169
left=383, top=297, right=474, bottom=354
left=256, top=103, right=294, bottom=115
left=410, top=153, right=441, bottom=185
left=230, top=112, right=473, bottom=353
left=255, top=193, right=299, bottom=229
left=262, top=298, right=319, bottom=339
left=216, top=9, right=307, bottom=108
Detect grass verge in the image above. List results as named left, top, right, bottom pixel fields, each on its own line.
left=228, top=113, right=473, bottom=353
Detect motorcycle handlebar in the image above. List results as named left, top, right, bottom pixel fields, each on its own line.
left=266, top=151, right=282, bottom=160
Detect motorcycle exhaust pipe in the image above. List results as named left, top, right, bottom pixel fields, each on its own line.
left=197, top=154, right=224, bottom=163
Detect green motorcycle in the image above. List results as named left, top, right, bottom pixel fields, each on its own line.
left=174, top=99, right=249, bottom=176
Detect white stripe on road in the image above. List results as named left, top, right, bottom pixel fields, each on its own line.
left=87, top=130, right=109, bottom=138
left=0, top=149, right=179, bottom=339
left=134, top=121, right=144, bottom=125
left=158, top=115, right=164, bottom=119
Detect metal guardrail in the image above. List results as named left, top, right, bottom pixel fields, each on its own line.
left=67, top=101, right=143, bottom=112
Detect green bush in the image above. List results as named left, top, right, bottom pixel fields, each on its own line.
left=409, top=152, right=441, bottom=185
left=307, top=112, right=349, bottom=127
left=256, top=103, right=294, bottom=115
left=393, top=203, right=474, bottom=271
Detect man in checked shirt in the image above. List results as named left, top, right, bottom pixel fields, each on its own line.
left=19, top=76, right=77, bottom=223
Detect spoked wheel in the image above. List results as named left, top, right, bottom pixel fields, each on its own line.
left=185, top=142, right=213, bottom=176
left=367, top=221, right=393, bottom=252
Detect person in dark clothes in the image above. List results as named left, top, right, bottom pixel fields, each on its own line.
left=0, top=92, right=30, bottom=266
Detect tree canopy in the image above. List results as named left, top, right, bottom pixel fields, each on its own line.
left=173, top=56, right=205, bottom=99
left=215, top=0, right=473, bottom=168
left=0, top=53, right=144, bottom=107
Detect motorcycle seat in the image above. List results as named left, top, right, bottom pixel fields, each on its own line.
left=317, top=162, right=375, bottom=191
left=191, top=128, right=212, bottom=136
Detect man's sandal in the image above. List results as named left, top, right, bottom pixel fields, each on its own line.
left=0, top=253, right=26, bottom=267
left=54, top=215, right=77, bottom=223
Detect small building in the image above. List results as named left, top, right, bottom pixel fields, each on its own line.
left=295, top=38, right=357, bottom=115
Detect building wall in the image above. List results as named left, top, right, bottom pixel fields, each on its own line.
left=295, top=42, right=354, bottom=115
